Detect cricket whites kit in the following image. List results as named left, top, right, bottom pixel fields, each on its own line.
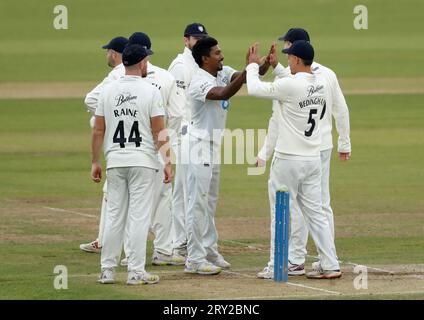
left=258, top=61, right=350, bottom=266
left=96, top=75, right=164, bottom=276
left=84, top=58, right=184, bottom=264
left=246, top=52, right=340, bottom=275
left=123, top=61, right=185, bottom=264
left=185, top=66, right=236, bottom=273
left=168, top=47, right=199, bottom=255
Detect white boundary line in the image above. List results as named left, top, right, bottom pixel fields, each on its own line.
left=286, top=282, right=342, bottom=295
left=43, top=206, right=97, bottom=219
left=222, top=270, right=343, bottom=295
left=221, top=239, right=263, bottom=250
left=228, top=289, right=424, bottom=300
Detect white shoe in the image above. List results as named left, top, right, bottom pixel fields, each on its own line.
left=257, top=266, right=273, bottom=279
left=306, top=269, right=342, bottom=279
left=127, top=271, right=159, bottom=285
left=311, top=261, right=323, bottom=272
left=98, top=268, right=115, bottom=284
left=80, top=239, right=101, bottom=253
left=184, top=261, right=222, bottom=275
left=207, top=254, right=231, bottom=269
left=173, top=244, right=187, bottom=257
left=120, top=257, right=128, bottom=267
left=152, top=251, right=186, bottom=266
left=288, top=262, right=305, bottom=276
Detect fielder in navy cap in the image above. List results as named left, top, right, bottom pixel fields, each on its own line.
left=128, top=32, right=154, bottom=55
left=101, top=36, right=128, bottom=68
left=184, top=23, right=208, bottom=38
left=122, top=44, right=149, bottom=67
left=282, top=40, right=314, bottom=63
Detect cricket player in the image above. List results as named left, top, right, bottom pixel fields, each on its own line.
left=81, top=33, right=185, bottom=267
left=168, top=23, right=209, bottom=258
left=92, top=44, right=171, bottom=285
left=256, top=28, right=351, bottom=275
left=185, top=37, right=247, bottom=275
left=120, top=32, right=185, bottom=267
left=247, top=40, right=341, bottom=279
left=81, top=36, right=128, bottom=253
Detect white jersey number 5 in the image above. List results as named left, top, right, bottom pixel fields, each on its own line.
left=304, top=103, right=326, bottom=137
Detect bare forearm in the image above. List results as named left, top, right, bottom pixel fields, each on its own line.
left=259, top=61, right=271, bottom=76
left=91, top=130, right=104, bottom=163
left=153, top=128, right=171, bottom=164
left=206, top=70, right=247, bottom=101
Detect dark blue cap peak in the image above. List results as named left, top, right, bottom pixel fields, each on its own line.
left=279, top=28, right=310, bottom=43
left=184, top=23, right=208, bottom=37
left=102, top=36, right=128, bottom=53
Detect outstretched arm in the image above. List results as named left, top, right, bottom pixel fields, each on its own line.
left=206, top=70, right=246, bottom=101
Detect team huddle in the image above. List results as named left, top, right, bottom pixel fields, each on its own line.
left=82, top=23, right=351, bottom=285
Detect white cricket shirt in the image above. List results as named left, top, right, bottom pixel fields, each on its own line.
left=168, top=47, right=199, bottom=125
left=85, top=64, right=125, bottom=114
left=96, top=75, right=165, bottom=170
left=272, top=62, right=351, bottom=152
left=247, top=63, right=326, bottom=158
left=188, top=66, right=236, bottom=144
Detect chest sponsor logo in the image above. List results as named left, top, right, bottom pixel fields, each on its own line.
left=306, top=84, right=324, bottom=97
left=115, top=93, right=137, bottom=107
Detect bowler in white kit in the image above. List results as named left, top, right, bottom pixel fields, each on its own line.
left=185, top=37, right=247, bottom=275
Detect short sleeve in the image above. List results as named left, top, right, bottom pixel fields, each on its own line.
left=222, top=66, right=237, bottom=83
left=150, top=88, right=166, bottom=118
left=188, top=77, right=214, bottom=103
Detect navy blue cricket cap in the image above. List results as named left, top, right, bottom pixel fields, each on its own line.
left=122, top=44, right=149, bottom=67
left=278, top=28, right=310, bottom=43
left=128, top=32, right=154, bottom=55
left=102, top=36, right=128, bottom=53
left=184, top=23, right=208, bottom=37
left=282, top=40, right=314, bottom=61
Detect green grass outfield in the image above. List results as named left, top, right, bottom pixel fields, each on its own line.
left=1, top=0, right=424, bottom=81
left=1, top=0, right=424, bottom=300
left=0, top=94, right=423, bottom=299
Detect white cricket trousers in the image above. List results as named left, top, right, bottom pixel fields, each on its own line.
left=99, top=166, right=174, bottom=256
left=123, top=161, right=174, bottom=256
left=97, top=182, right=108, bottom=247
left=101, top=166, right=155, bottom=272
left=148, top=162, right=174, bottom=255
left=186, top=136, right=221, bottom=264
left=267, top=157, right=339, bottom=271
left=289, top=148, right=335, bottom=265
left=171, top=130, right=190, bottom=250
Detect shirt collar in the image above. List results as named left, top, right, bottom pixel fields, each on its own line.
left=295, top=71, right=315, bottom=78
left=198, top=67, right=217, bottom=80
left=114, top=63, right=124, bottom=70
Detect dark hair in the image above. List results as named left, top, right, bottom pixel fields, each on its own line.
left=302, top=59, right=313, bottom=66
left=191, top=37, right=218, bottom=67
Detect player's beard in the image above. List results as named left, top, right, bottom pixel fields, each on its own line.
left=217, top=60, right=223, bottom=71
